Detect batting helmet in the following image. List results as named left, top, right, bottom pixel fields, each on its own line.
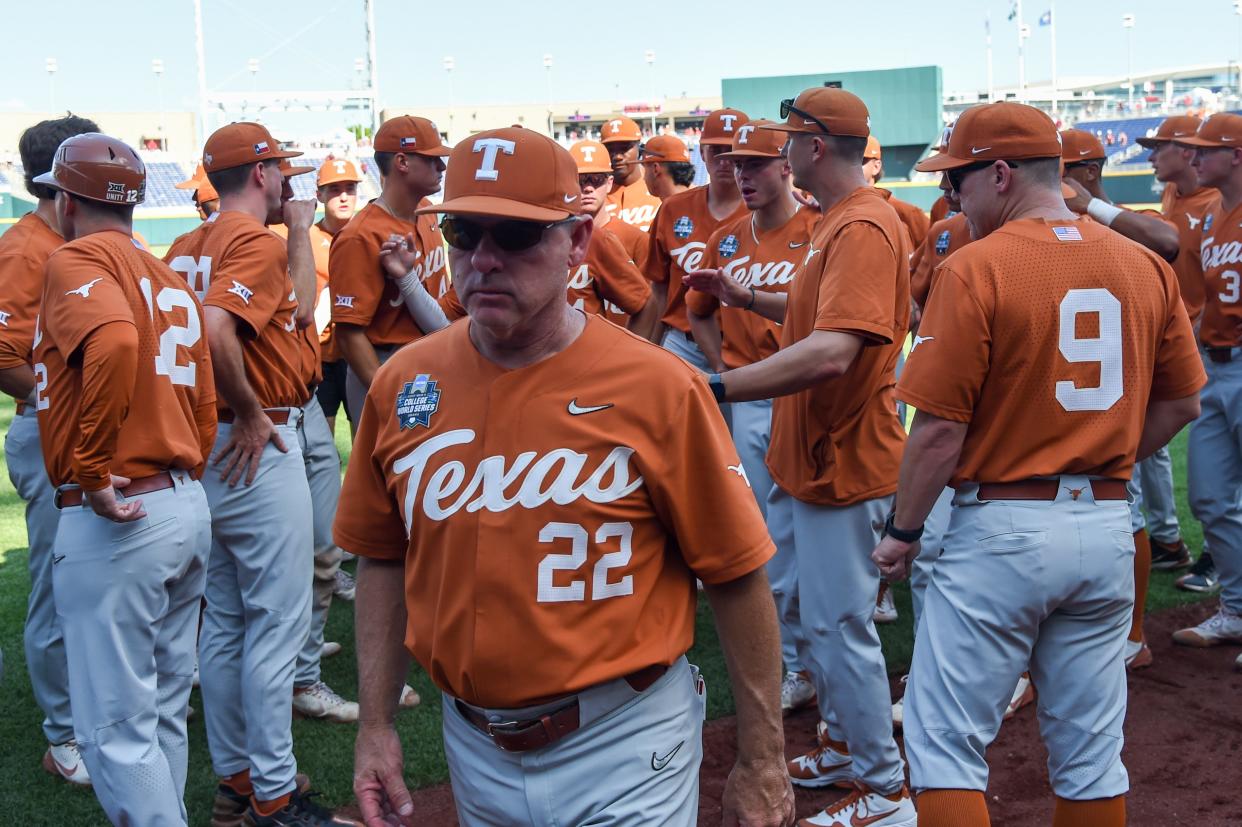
left=32, top=133, right=146, bottom=206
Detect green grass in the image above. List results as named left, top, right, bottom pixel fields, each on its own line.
left=0, top=400, right=1212, bottom=824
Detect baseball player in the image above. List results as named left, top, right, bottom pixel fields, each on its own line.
left=340, top=126, right=793, bottom=827
left=909, top=169, right=967, bottom=311
left=681, top=120, right=818, bottom=714
left=875, top=101, right=1204, bottom=827
left=708, top=88, right=916, bottom=826
left=177, top=161, right=221, bottom=221
left=638, top=134, right=696, bottom=201
left=164, top=123, right=347, bottom=826
left=1141, top=116, right=1222, bottom=587
left=645, top=108, right=750, bottom=364
left=34, top=133, right=218, bottom=825
left=864, top=135, right=930, bottom=248
left=928, top=192, right=952, bottom=224
left=1173, top=113, right=1242, bottom=665
left=602, top=115, right=663, bottom=230
left=330, top=116, right=451, bottom=424
left=0, top=113, right=98, bottom=787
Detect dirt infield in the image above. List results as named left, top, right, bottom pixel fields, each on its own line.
left=395, top=603, right=1242, bottom=825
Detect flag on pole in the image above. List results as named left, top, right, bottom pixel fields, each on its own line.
left=1039, top=9, right=1052, bottom=26
left=1008, top=1, right=1017, bottom=21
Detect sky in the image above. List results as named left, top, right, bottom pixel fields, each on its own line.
left=4, top=0, right=1240, bottom=133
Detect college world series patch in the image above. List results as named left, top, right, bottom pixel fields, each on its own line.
left=396, top=374, right=441, bottom=429
left=673, top=216, right=694, bottom=238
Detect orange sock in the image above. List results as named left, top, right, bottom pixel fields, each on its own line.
left=1129, top=529, right=1151, bottom=643
left=221, top=769, right=252, bottom=795
left=916, top=789, right=991, bottom=827
left=1052, top=795, right=1125, bottom=827
left=252, top=792, right=291, bottom=816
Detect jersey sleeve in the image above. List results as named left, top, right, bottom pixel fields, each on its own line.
left=42, top=246, right=135, bottom=358
left=329, top=230, right=383, bottom=327
left=641, top=374, right=775, bottom=584
left=202, top=229, right=285, bottom=338
left=814, top=221, right=900, bottom=344
left=591, top=232, right=651, bottom=315
left=73, top=321, right=139, bottom=490
left=1151, top=265, right=1207, bottom=401
left=909, top=233, right=935, bottom=310
left=896, top=263, right=991, bottom=423
left=643, top=210, right=672, bottom=285
left=0, top=251, right=44, bottom=369
left=334, top=368, right=409, bottom=560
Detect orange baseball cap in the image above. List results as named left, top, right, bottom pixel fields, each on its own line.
left=1060, top=129, right=1106, bottom=162
left=639, top=134, right=691, bottom=164
left=279, top=158, right=315, bottom=178
left=864, top=135, right=882, bottom=160
left=374, top=115, right=452, bottom=156
left=915, top=102, right=1061, bottom=172
left=1136, top=115, right=1203, bottom=149
left=762, top=88, right=870, bottom=138
left=203, top=122, right=301, bottom=173
left=175, top=161, right=219, bottom=202
left=416, top=127, right=582, bottom=222
left=317, top=158, right=363, bottom=186
left=601, top=116, right=643, bottom=144
left=700, top=108, right=750, bottom=146
left=570, top=140, right=613, bottom=174
left=1176, top=113, right=1242, bottom=148
left=718, top=120, right=787, bottom=159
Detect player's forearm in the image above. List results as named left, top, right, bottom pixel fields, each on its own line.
left=1136, top=394, right=1200, bottom=461
left=74, top=322, right=139, bottom=491
left=720, top=330, right=860, bottom=402
left=646, top=281, right=669, bottom=343
left=204, top=307, right=263, bottom=419
left=394, top=273, right=450, bottom=334
left=355, top=557, right=412, bottom=726
left=743, top=291, right=787, bottom=324
left=337, top=324, right=381, bottom=388
left=702, top=568, right=785, bottom=765
left=286, top=227, right=317, bottom=328
left=893, top=411, right=967, bottom=530
left=624, top=297, right=661, bottom=342
left=688, top=311, right=726, bottom=372
left=0, top=364, right=35, bottom=401
left=1110, top=212, right=1179, bottom=262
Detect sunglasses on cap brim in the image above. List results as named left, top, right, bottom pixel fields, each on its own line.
left=440, top=215, right=580, bottom=252
left=779, top=99, right=831, bottom=135
left=946, top=160, right=1019, bottom=193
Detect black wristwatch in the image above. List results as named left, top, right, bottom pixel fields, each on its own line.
left=708, top=373, right=727, bottom=403
left=883, top=512, right=924, bottom=543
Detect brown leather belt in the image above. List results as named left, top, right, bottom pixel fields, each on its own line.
left=1207, top=347, right=1235, bottom=364
left=55, top=471, right=181, bottom=509
left=218, top=408, right=294, bottom=425
left=455, top=664, right=668, bottom=753
left=974, top=478, right=1128, bottom=502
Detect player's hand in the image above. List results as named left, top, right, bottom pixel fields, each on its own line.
left=213, top=411, right=288, bottom=487
left=872, top=536, right=920, bottom=582
left=793, top=188, right=820, bottom=211
left=1061, top=177, right=1092, bottom=214
left=379, top=233, right=420, bottom=281
left=721, top=757, right=795, bottom=827
left=282, top=198, right=317, bottom=231
left=683, top=268, right=749, bottom=308
left=84, top=475, right=147, bottom=523
left=355, top=723, right=414, bottom=827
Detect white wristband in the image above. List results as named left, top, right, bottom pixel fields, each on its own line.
left=1086, top=198, right=1123, bottom=227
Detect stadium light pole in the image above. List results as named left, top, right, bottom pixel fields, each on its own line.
left=1015, top=0, right=1025, bottom=104
left=444, top=56, right=455, bottom=139
left=1122, top=14, right=1136, bottom=107
left=544, top=54, right=554, bottom=139
left=1234, top=1, right=1242, bottom=96
left=247, top=57, right=260, bottom=119
left=152, top=59, right=166, bottom=150
left=193, top=0, right=209, bottom=147
left=645, top=50, right=656, bottom=135
left=364, top=0, right=380, bottom=135
left=45, top=57, right=57, bottom=112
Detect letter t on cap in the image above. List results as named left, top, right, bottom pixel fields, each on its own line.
left=473, top=138, right=516, bottom=181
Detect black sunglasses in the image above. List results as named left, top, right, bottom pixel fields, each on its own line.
left=578, top=172, right=611, bottom=189
left=946, top=160, right=1019, bottom=193
left=779, top=98, right=831, bottom=135
left=440, top=215, right=579, bottom=252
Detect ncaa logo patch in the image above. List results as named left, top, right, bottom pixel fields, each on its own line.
left=935, top=230, right=951, bottom=255
left=396, top=374, right=441, bottom=430
left=718, top=234, right=740, bottom=258
left=673, top=216, right=694, bottom=239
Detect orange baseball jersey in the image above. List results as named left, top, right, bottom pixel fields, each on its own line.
left=1160, top=182, right=1219, bottom=325
left=599, top=214, right=650, bottom=275
left=766, top=187, right=911, bottom=506
left=0, top=213, right=62, bottom=376
left=686, top=207, right=818, bottom=369
left=899, top=217, right=1205, bottom=485
left=568, top=229, right=651, bottom=321
left=37, top=231, right=216, bottom=488
left=929, top=195, right=952, bottom=225
left=645, top=186, right=749, bottom=332
left=334, top=315, right=774, bottom=708
left=164, top=211, right=308, bottom=411
left=876, top=187, right=930, bottom=249
left=606, top=177, right=662, bottom=231
left=1199, top=199, right=1242, bottom=348
left=270, top=219, right=345, bottom=383
left=910, top=212, right=971, bottom=309
left=329, top=201, right=449, bottom=346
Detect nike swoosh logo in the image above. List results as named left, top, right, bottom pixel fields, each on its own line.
left=852, top=806, right=902, bottom=827
left=651, top=741, right=684, bottom=771
left=788, top=241, right=806, bottom=249
left=970, top=146, right=992, bottom=155
left=53, top=554, right=65, bottom=565
left=568, top=400, right=613, bottom=416
left=1078, top=149, right=1091, bottom=155
left=564, top=194, right=578, bottom=203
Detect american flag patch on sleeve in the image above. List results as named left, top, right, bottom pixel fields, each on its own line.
left=1052, top=225, right=1083, bottom=242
